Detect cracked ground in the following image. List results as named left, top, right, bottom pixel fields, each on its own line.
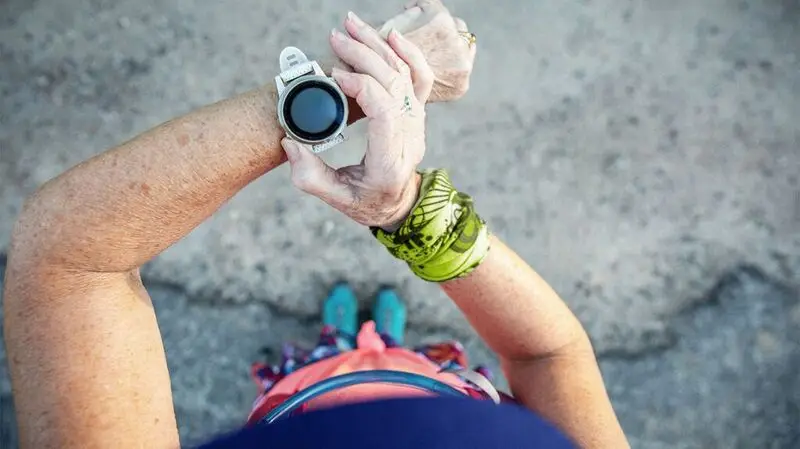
left=1, top=0, right=800, bottom=447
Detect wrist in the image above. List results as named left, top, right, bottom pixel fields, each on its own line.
left=372, top=169, right=491, bottom=282
left=380, top=172, right=422, bottom=232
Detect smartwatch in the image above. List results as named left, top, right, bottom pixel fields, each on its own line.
left=275, top=46, right=348, bottom=153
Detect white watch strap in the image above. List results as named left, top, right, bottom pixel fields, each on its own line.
left=279, top=46, right=314, bottom=83
left=311, top=134, right=345, bottom=153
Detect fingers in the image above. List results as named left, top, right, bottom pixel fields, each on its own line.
left=281, top=138, right=350, bottom=205
left=344, top=12, right=410, bottom=82
left=330, top=28, right=398, bottom=91
left=331, top=68, right=395, bottom=118
left=332, top=68, right=409, bottom=173
left=387, top=29, right=434, bottom=102
left=453, top=17, right=477, bottom=62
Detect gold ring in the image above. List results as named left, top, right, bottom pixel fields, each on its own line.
left=458, top=31, right=476, bottom=47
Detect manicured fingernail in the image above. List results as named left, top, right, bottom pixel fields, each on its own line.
left=347, top=11, right=364, bottom=26
left=389, top=28, right=403, bottom=41
left=331, top=28, right=344, bottom=41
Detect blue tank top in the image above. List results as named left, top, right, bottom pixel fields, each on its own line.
left=197, top=397, right=575, bottom=448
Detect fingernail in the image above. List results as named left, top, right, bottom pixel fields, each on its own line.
left=389, top=28, right=403, bottom=41
left=347, top=11, right=364, bottom=26
left=331, top=28, right=345, bottom=41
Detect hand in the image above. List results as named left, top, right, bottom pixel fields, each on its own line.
left=281, top=12, right=433, bottom=229
left=379, top=0, right=476, bottom=102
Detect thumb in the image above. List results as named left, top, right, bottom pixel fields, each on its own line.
left=281, top=137, right=306, bottom=164
left=281, top=138, right=346, bottom=202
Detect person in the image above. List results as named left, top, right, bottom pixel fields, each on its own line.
left=2, top=1, right=629, bottom=448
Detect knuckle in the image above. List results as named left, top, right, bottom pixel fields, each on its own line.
left=451, top=72, right=470, bottom=96
left=457, top=79, right=470, bottom=96
left=366, top=75, right=384, bottom=91
left=388, top=75, right=406, bottom=95
left=356, top=77, right=378, bottom=101
left=385, top=51, right=406, bottom=70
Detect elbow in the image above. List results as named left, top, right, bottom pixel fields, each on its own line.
left=538, top=328, right=596, bottom=363
left=553, top=329, right=596, bottom=359
left=509, top=327, right=597, bottom=367
left=6, top=190, right=60, bottom=273
left=3, top=193, right=66, bottom=316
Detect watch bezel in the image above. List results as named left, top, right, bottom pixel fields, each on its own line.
left=277, top=76, right=349, bottom=145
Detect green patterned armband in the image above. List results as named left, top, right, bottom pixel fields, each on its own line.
left=371, top=169, right=490, bottom=282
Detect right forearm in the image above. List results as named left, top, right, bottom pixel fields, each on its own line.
left=441, top=235, right=589, bottom=362
left=442, top=235, right=629, bottom=448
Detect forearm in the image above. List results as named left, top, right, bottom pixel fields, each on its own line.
left=11, top=86, right=281, bottom=272
left=441, top=235, right=628, bottom=448
left=441, top=235, right=588, bottom=361
left=11, top=80, right=362, bottom=273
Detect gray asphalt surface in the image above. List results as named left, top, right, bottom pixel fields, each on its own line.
left=1, top=0, right=799, bottom=447
left=1, top=260, right=798, bottom=447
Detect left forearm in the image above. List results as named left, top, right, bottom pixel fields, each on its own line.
left=12, top=86, right=287, bottom=273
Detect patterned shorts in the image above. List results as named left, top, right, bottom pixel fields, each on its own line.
left=250, top=325, right=494, bottom=397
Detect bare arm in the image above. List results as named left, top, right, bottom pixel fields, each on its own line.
left=14, top=85, right=297, bottom=272
left=441, top=236, right=629, bottom=449
left=3, top=75, right=311, bottom=449
left=2, top=33, right=375, bottom=448
left=2, top=4, right=476, bottom=443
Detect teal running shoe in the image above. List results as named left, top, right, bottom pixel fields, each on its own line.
left=322, top=282, right=358, bottom=336
left=373, top=286, right=407, bottom=345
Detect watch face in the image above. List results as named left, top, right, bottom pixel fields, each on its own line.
left=283, top=80, right=346, bottom=142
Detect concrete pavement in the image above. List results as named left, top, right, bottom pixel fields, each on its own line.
left=1, top=0, right=799, bottom=446
left=2, top=260, right=798, bottom=447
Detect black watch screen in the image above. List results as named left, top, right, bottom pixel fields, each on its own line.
left=283, top=81, right=346, bottom=142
